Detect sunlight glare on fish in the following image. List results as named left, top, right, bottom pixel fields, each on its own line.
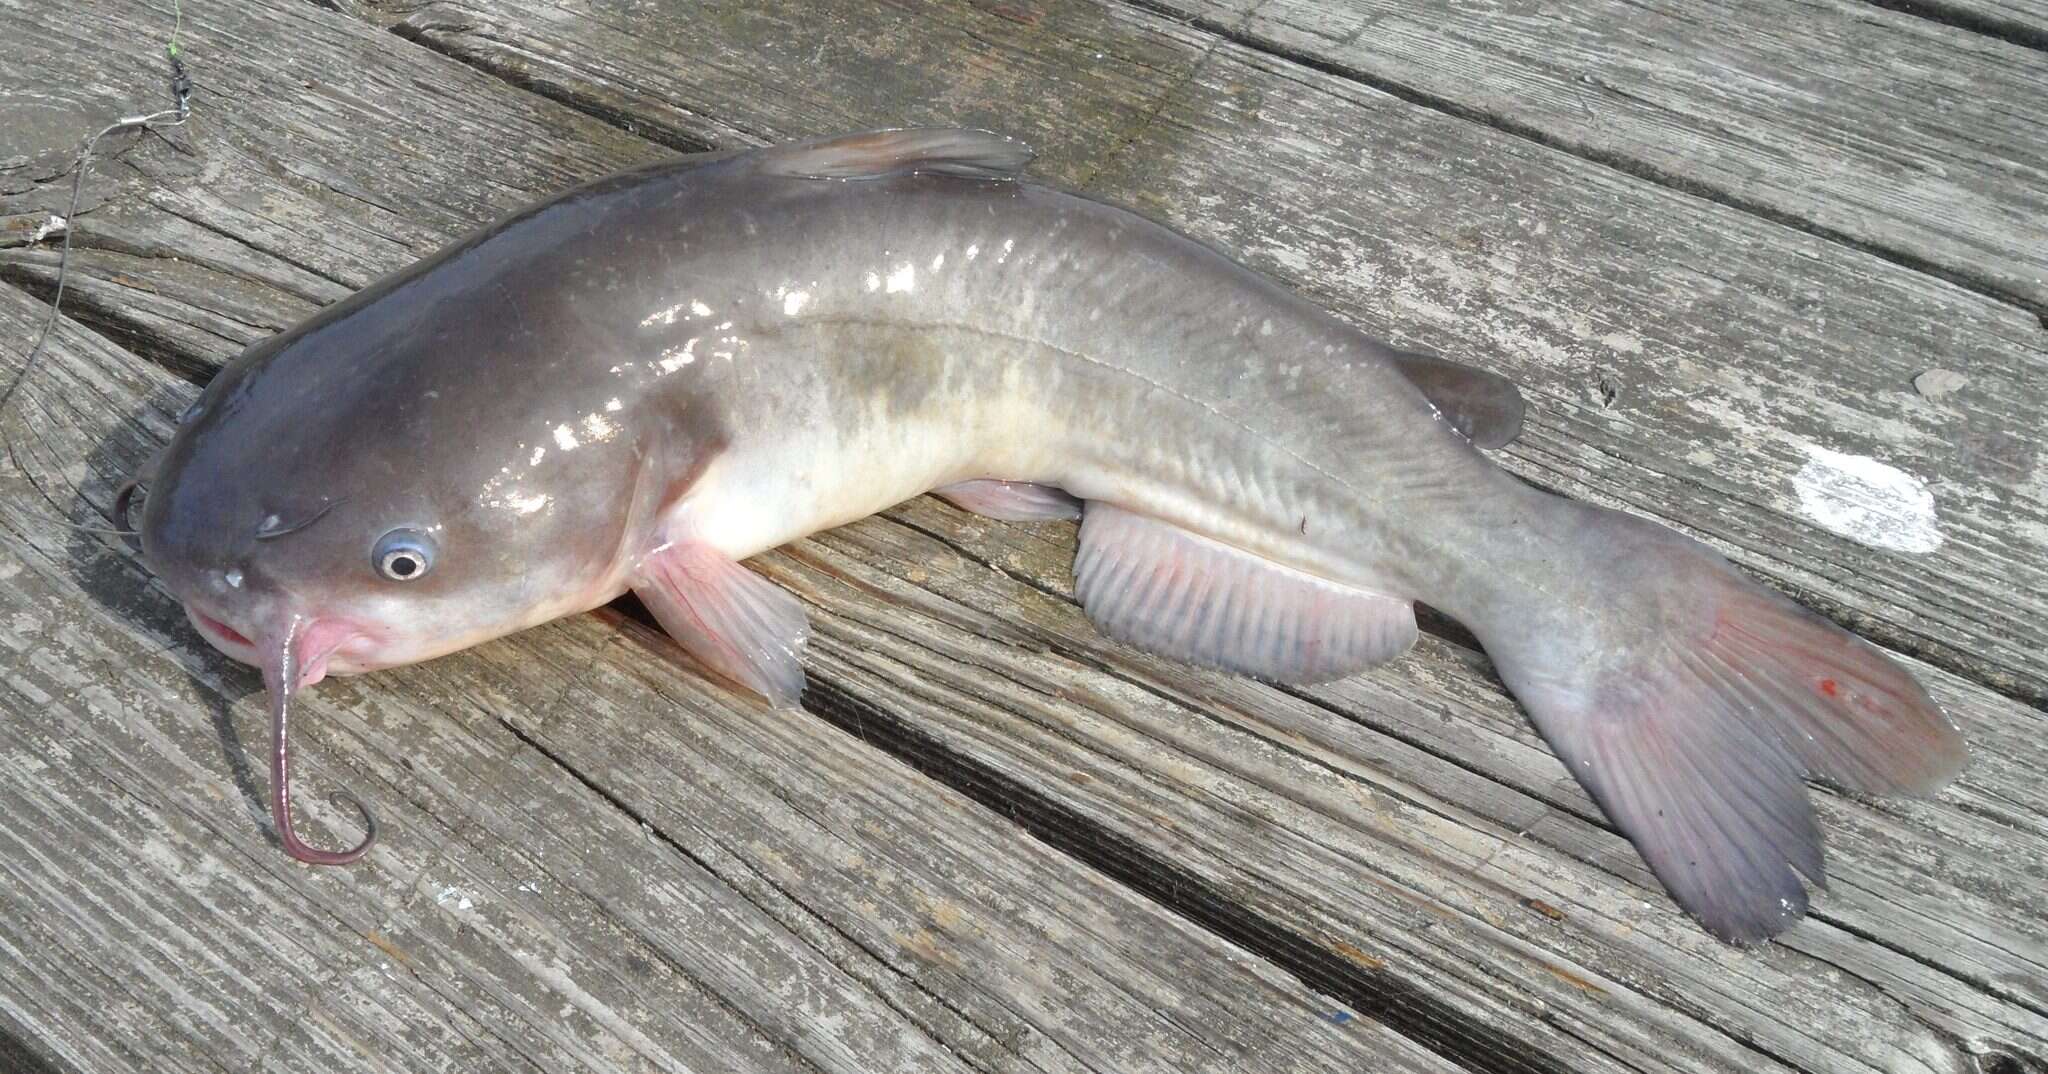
left=712, top=332, right=749, bottom=362
left=640, top=302, right=684, bottom=327
left=640, top=299, right=714, bottom=327
left=658, top=340, right=699, bottom=372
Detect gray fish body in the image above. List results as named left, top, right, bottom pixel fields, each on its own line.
left=646, top=164, right=1498, bottom=585
left=141, top=131, right=1964, bottom=941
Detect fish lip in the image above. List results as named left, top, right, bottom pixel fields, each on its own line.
left=191, top=607, right=255, bottom=648
left=185, top=604, right=262, bottom=663
left=181, top=603, right=372, bottom=686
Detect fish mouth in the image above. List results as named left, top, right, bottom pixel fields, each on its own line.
left=182, top=604, right=367, bottom=686
left=185, top=604, right=262, bottom=661
left=191, top=608, right=256, bottom=649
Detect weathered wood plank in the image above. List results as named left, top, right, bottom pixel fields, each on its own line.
left=1863, top=0, right=2048, bottom=48
left=323, top=0, right=2048, bottom=702
left=767, top=497, right=2048, bottom=1068
left=1142, top=0, right=2048, bottom=315
left=1, top=284, right=1458, bottom=1072
left=2, top=0, right=2043, bottom=1071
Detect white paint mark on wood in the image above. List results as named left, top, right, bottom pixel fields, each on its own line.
left=1913, top=368, right=1969, bottom=400
left=1599, top=331, right=1643, bottom=355
left=1794, top=445, right=1942, bottom=554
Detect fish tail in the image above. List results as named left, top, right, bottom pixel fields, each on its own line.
left=1459, top=497, right=1965, bottom=943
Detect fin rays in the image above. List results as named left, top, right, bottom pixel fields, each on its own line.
left=1484, top=515, right=1963, bottom=943
left=1074, top=504, right=1416, bottom=684
left=634, top=542, right=810, bottom=707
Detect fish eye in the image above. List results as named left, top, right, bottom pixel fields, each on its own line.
left=373, top=529, right=436, bottom=582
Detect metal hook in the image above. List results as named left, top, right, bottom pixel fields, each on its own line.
left=112, top=476, right=147, bottom=535
left=266, top=618, right=378, bottom=866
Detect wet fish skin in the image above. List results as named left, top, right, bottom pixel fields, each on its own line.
left=139, top=129, right=1964, bottom=944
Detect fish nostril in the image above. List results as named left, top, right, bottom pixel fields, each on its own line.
left=224, top=567, right=244, bottom=589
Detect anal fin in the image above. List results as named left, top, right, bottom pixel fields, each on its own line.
left=633, top=542, right=810, bottom=707
left=1073, top=504, right=1416, bottom=683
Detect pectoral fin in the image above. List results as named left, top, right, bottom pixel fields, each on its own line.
left=633, top=542, right=810, bottom=708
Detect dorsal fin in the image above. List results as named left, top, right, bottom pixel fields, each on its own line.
left=1387, top=347, right=1526, bottom=450
left=758, top=128, right=1034, bottom=182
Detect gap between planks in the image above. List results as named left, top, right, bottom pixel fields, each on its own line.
left=1110, top=0, right=2048, bottom=329
left=1856, top=0, right=2048, bottom=52
left=0, top=2, right=2039, bottom=1065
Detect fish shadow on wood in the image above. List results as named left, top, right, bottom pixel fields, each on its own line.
left=56, top=384, right=277, bottom=846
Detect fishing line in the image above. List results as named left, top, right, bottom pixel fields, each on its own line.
left=2, top=1, right=192, bottom=538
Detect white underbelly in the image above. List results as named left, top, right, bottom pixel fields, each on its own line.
left=673, top=395, right=1068, bottom=561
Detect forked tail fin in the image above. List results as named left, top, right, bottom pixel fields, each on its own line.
left=1468, top=505, right=1966, bottom=943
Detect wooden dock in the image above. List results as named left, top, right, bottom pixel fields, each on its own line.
left=2, top=0, right=2044, bottom=1070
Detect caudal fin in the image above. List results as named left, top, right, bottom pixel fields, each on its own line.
left=1472, top=508, right=1966, bottom=944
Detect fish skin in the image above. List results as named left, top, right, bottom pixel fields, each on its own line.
left=138, top=130, right=1964, bottom=944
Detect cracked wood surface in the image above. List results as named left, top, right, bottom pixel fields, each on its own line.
left=1, top=0, right=2045, bottom=1072
left=1140, top=0, right=2048, bottom=316
left=1869, top=0, right=2048, bottom=47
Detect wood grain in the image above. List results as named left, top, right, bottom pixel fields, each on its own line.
left=2, top=0, right=2044, bottom=1071
left=328, top=0, right=2048, bottom=704
left=1137, top=0, right=2048, bottom=315
left=1861, top=0, right=2048, bottom=48
left=0, top=284, right=1455, bottom=1074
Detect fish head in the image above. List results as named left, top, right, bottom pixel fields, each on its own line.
left=138, top=281, right=671, bottom=689
left=130, top=161, right=743, bottom=865
left=141, top=417, right=448, bottom=686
